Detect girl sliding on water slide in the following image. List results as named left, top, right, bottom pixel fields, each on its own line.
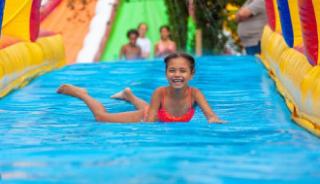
left=57, top=52, right=224, bottom=123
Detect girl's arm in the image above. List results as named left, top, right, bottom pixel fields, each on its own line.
left=193, top=88, right=224, bottom=123
left=146, top=87, right=162, bottom=122
left=235, top=7, right=252, bottom=22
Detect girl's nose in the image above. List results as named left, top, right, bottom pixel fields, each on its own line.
left=173, top=71, right=180, bottom=76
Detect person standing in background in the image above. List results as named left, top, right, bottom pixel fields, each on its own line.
left=137, top=23, right=152, bottom=59
left=236, top=0, right=267, bottom=55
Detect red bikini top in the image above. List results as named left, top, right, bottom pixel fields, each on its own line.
left=157, top=87, right=195, bottom=122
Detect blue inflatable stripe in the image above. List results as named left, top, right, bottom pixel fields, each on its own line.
left=0, top=0, right=5, bottom=36
left=277, top=0, right=293, bottom=47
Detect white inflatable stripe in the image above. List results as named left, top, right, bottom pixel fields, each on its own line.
left=76, top=0, right=116, bottom=63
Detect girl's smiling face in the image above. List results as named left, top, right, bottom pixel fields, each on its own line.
left=166, top=57, right=194, bottom=89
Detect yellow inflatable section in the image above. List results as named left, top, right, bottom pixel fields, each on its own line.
left=2, top=0, right=39, bottom=41
left=260, top=0, right=320, bottom=136
left=0, top=0, right=66, bottom=98
left=0, top=35, right=65, bottom=97
left=314, top=0, right=320, bottom=62
left=288, top=0, right=303, bottom=47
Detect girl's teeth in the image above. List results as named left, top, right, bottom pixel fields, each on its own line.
left=173, top=79, right=182, bottom=82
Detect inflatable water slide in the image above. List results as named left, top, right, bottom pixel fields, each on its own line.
left=40, top=0, right=118, bottom=64
left=0, top=0, right=169, bottom=98
left=260, top=0, right=320, bottom=136
left=100, top=0, right=168, bottom=61
left=1, top=0, right=320, bottom=138
left=0, top=0, right=118, bottom=97
left=0, top=0, right=65, bottom=98
left=40, top=0, right=168, bottom=63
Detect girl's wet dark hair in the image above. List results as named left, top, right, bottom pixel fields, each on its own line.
left=164, top=52, right=195, bottom=73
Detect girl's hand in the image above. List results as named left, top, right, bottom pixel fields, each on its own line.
left=208, top=117, right=226, bottom=124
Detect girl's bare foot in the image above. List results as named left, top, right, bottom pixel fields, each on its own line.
left=57, top=84, right=87, bottom=97
left=110, top=88, right=132, bottom=101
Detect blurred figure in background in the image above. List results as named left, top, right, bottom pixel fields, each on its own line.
left=154, top=25, right=176, bottom=58
left=137, top=23, right=151, bottom=59
left=119, top=29, right=141, bottom=60
left=236, top=0, right=266, bottom=55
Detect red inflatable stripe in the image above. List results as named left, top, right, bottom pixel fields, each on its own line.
left=265, top=0, right=276, bottom=31
left=299, top=0, right=318, bottom=65
left=30, top=0, right=41, bottom=42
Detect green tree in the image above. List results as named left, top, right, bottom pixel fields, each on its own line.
left=164, top=0, right=247, bottom=54
left=194, top=0, right=228, bottom=54
left=164, top=0, right=188, bottom=51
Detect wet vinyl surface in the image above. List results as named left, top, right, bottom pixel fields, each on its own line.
left=0, top=56, right=319, bottom=183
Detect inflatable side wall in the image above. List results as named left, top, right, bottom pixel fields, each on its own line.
left=260, top=0, right=320, bottom=136
left=0, top=0, right=66, bottom=98
left=0, top=0, right=4, bottom=36
left=0, top=35, right=65, bottom=97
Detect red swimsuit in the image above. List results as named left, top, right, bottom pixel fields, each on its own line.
left=158, top=87, right=195, bottom=122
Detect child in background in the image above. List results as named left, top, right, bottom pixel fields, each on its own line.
left=57, top=52, right=223, bottom=123
left=119, top=29, right=141, bottom=60
left=137, top=23, right=151, bottom=59
left=154, top=25, right=177, bottom=58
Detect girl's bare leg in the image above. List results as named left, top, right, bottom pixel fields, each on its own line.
left=111, top=88, right=148, bottom=110
left=57, top=84, right=144, bottom=123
